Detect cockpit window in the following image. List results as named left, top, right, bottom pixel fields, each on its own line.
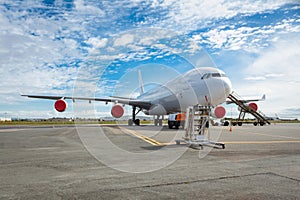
left=201, top=73, right=227, bottom=79
left=212, top=73, right=221, bottom=77
left=201, top=73, right=210, bottom=79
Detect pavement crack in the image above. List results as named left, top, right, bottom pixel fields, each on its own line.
left=138, top=173, right=268, bottom=189
left=106, top=172, right=300, bottom=191
left=266, top=172, right=300, bottom=182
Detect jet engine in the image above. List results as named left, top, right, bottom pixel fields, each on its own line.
left=238, top=102, right=258, bottom=112
left=111, top=104, right=124, bottom=118
left=211, top=106, right=226, bottom=118
left=54, top=99, right=67, bottom=112
left=247, top=102, right=258, bottom=111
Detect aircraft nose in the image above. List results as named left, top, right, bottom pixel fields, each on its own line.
left=223, top=78, right=232, bottom=97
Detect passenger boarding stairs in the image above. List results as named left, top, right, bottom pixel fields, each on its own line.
left=175, top=105, right=225, bottom=149
left=228, top=92, right=270, bottom=125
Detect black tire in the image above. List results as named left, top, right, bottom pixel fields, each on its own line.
left=168, top=121, right=173, bottom=129
left=260, top=122, right=265, bottom=126
left=223, top=121, right=229, bottom=126
left=158, top=119, right=163, bottom=126
left=253, top=122, right=258, bottom=126
left=134, top=119, right=140, bottom=126
left=154, top=119, right=158, bottom=126
left=238, top=122, right=243, bottom=126
left=232, top=122, right=237, bottom=126
left=128, top=119, right=133, bottom=126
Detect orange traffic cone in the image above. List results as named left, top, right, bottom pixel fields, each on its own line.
left=229, top=126, right=232, bottom=132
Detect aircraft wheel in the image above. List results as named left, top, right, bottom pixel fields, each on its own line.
left=134, top=119, right=140, bottom=126
left=223, top=121, right=229, bottom=126
left=158, top=119, right=163, bottom=126
left=154, top=119, right=158, bottom=126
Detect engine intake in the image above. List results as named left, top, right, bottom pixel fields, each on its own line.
left=54, top=99, right=67, bottom=112
left=211, top=106, right=226, bottom=118
left=248, top=102, right=258, bottom=111
left=238, top=102, right=258, bottom=112
left=111, top=104, right=124, bottom=118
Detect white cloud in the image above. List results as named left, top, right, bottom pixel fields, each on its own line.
left=245, top=35, right=300, bottom=77
left=85, top=37, right=108, bottom=54
left=0, top=0, right=299, bottom=119
left=197, top=18, right=300, bottom=52
left=244, top=76, right=266, bottom=81
left=156, top=0, right=296, bottom=32
left=86, top=37, right=108, bottom=48
left=265, top=73, right=284, bottom=78
left=113, top=34, right=135, bottom=46
left=237, top=34, right=300, bottom=117
left=74, top=0, right=105, bottom=15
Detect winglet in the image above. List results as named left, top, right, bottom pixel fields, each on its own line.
left=261, top=94, right=266, bottom=101
left=138, top=70, right=144, bottom=95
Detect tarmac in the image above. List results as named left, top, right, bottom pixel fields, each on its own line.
left=0, top=123, right=299, bottom=199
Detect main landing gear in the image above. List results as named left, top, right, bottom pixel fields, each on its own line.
left=127, top=106, right=164, bottom=126
left=128, top=106, right=142, bottom=126
left=154, top=115, right=163, bottom=126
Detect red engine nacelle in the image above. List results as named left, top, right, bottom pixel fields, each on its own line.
left=248, top=102, right=258, bottom=111
left=111, top=104, right=124, bottom=118
left=211, top=106, right=226, bottom=118
left=238, top=102, right=258, bottom=112
left=54, top=99, right=67, bottom=112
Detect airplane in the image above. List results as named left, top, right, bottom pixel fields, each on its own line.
left=22, top=67, right=233, bottom=126
left=226, top=93, right=266, bottom=112
left=225, top=93, right=269, bottom=126
left=266, top=113, right=298, bottom=121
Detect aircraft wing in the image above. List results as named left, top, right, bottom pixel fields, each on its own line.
left=21, top=95, right=153, bottom=110
left=226, top=94, right=265, bottom=104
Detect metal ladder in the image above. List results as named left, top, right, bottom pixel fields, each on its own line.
left=228, top=93, right=270, bottom=125
left=175, top=105, right=225, bottom=149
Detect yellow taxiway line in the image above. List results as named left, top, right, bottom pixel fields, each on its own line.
left=118, top=126, right=300, bottom=146
left=119, top=127, right=163, bottom=146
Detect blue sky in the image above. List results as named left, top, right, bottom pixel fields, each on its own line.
left=0, top=0, right=299, bottom=119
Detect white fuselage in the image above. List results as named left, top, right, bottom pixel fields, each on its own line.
left=138, top=67, right=232, bottom=115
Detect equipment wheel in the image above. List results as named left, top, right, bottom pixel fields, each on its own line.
left=128, top=119, right=133, bottom=126
left=253, top=122, right=258, bottom=126
left=238, top=122, right=243, bottom=126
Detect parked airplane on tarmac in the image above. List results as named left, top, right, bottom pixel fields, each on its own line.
left=22, top=67, right=234, bottom=126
